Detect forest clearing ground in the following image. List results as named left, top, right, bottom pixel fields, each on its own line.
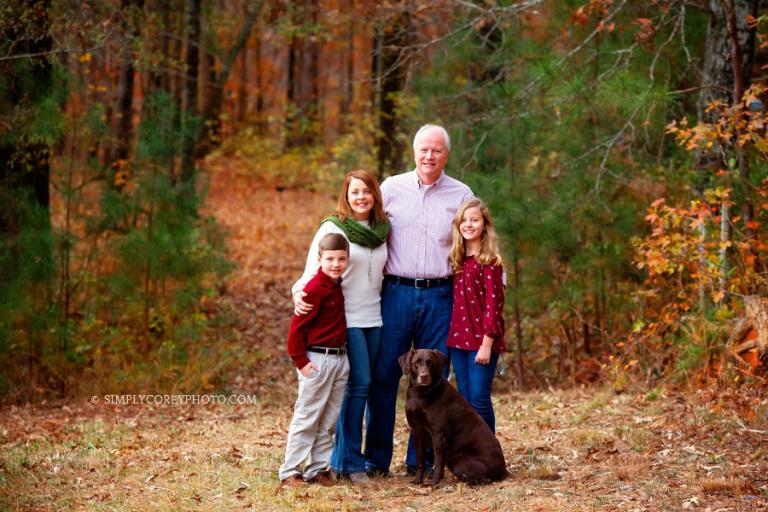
left=2, top=160, right=768, bottom=511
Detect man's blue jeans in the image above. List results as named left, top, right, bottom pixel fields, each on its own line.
left=450, top=348, right=499, bottom=432
left=364, top=279, right=453, bottom=473
left=330, top=327, right=381, bottom=474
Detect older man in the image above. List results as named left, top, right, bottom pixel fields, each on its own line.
left=365, top=124, right=473, bottom=476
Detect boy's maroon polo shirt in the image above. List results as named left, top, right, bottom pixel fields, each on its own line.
left=287, top=268, right=346, bottom=369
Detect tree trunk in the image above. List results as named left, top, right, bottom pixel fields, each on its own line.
left=374, top=10, right=412, bottom=177
left=285, top=0, right=319, bottom=148
left=180, top=0, right=201, bottom=189
left=695, top=0, right=758, bottom=175
left=253, top=24, right=265, bottom=135
left=340, top=0, right=354, bottom=121
left=169, top=16, right=183, bottom=114
left=512, top=252, right=525, bottom=390
left=0, top=0, right=55, bottom=387
left=146, top=0, right=170, bottom=93
left=109, top=0, right=145, bottom=179
left=695, top=0, right=759, bottom=300
left=696, top=0, right=757, bottom=127
left=196, top=2, right=261, bottom=157
left=202, top=50, right=217, bottom=142
left=0, top=0, right=53, bottom=231
left=236, top=5, right=249, bottom=126
left=724, top=0, right=761, bottom=283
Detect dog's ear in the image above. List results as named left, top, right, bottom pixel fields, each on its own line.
left=434, top=350, right=449, bottom=373
left=398, top=351, right=413, bottom=374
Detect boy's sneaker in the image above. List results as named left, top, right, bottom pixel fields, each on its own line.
left=308, top=471, right=335, bottom=486
left=349, top=472, right=372, bottom=485
left=280, top=475, right=305, bottom=488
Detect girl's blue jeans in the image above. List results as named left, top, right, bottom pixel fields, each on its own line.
left=449, top=348, right=499, bottom=432
left=330, top=326, right=381, bottom=474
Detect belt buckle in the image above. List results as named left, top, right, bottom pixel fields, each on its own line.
left=414, top=278, right=427, bottom=289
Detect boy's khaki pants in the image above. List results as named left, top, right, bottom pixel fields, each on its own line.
left=279, top=351, right=349, bottom=481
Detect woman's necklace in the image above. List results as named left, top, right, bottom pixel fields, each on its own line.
left=368, top=246, right=373, bottom=281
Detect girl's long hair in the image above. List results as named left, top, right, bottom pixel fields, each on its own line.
left=449, top=198, right=502, bottom=272
left=335, top=169, right=387, bottom=224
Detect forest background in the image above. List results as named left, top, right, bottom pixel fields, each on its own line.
left=2, top=0, right=768, bottom=409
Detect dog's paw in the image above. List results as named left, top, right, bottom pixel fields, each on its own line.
left=411, top=468, right=427, bottom=485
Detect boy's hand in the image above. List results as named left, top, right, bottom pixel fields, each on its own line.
left=299, top=361, right=320, bottom=377
left=293, top=291, right=313, bottom=315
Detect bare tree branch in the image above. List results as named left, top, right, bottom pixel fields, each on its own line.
left=0, top=40, right=112, bottom=62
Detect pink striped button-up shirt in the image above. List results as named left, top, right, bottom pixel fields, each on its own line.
left=381, top=170, right=473, bottom=279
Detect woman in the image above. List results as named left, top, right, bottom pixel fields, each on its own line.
left=292, top=169, right=389, bottom=485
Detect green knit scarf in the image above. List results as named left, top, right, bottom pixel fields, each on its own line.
left=323, top=215, right=390, bottom=248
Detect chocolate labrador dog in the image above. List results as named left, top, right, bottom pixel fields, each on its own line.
left=399, top=349, right=508, bottom=487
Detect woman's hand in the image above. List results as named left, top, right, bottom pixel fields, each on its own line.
left=299, top=361, right=320, bottom=377
left=293, top=291, right=313, bottom=315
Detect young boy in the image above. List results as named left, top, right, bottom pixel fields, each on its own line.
left=279, top=233, right=350, bottom=487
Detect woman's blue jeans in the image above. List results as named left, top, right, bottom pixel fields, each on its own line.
left=450, top=348, right=499, bottom=432
left=330, top=326, right=381, bottom=474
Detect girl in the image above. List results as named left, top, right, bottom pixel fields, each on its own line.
left=446, top=198, right=505, bottom=432
left=292, top=170, right=389, bottom=485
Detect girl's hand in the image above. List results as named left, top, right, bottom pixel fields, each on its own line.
left=475, top=345, right=492, bottom=364
left=475, top=337, right=494, bottom=365
left=293, top=291, right=313, bottom=315
left=299, top=361, right=320, bottom=377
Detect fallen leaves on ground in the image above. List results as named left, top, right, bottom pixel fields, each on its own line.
left=2, top=161, right=768, bottom=511
left=3, top=388, right=768, bottom=511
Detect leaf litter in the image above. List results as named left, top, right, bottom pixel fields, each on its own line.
left=2, top=161, right=768, bottom=510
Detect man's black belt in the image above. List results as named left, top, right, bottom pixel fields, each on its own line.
left=385, top=275, right=453, bottom=289
left=307, top=345, right=346, bottom=355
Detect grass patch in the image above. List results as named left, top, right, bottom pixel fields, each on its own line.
left=700, top=477, right=749, bottom=494
left=613, top=425, right=653, bottom=452
left=644, top=386, right=665, bottom=402
left=523, top=463, right=562, bottom=481
left=567, top=428, right=615, bottom=453
left=573, top=390, right=612, bottom=423
left=611, top=455, right=649, bottom=481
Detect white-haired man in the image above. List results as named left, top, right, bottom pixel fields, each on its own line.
left=364, top=124, right=473, bottom=477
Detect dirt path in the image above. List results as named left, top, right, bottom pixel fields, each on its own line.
left=2, top=163, right=767, bottom=511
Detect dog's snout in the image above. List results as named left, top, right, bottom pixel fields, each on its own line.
left=416, top=367, right=432, bottom=386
